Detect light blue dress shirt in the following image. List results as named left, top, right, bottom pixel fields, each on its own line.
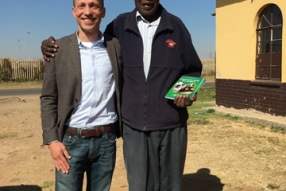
left=66, top=32, right=117, bottom=128
left=136, top=11, right=161, bottom=79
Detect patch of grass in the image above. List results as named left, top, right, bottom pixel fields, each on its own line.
left=188, top=87, right=216, bottom=124
left=197, top=87, right=216, bottom=102
left=270, top=125, right=286, bottom=134
left=0, top=132, right=18, bottom=140
left=221, top=114, right=241, bottom=121
left=267, top=183, right=280, bottom=190
left=188, top=108, right=215, bottom=125
left=188, top=87, right=286, bottom=140
left=0, top=80, right=42, bottom=89
left=41, top=181, right=54, bottom=189
left=256, top=123, right=266, bottom=129
left=27, top=134, right=34, bottom=138
left=10, top=178, right=21, bottom=182
left=188, top=118, right=210, bottom=125
left=206, top=108, right=215, bottom=113
left=256, top=187, right=266, bottom=191
left=190, top=102, right=215, bottom=113
left=267, top=137, right=280, bottom=145
left=254, top=146, right=272, bottom=155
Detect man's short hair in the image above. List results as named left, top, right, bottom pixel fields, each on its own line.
left=73, top=0, right=104, bottom=7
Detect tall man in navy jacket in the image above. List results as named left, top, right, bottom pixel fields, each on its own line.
left=41, top=0, right=202, bottom=190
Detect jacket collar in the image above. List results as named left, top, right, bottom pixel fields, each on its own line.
left=68, top=33, right=82, bottom=82
left=124, top=4, right=174, bottom=36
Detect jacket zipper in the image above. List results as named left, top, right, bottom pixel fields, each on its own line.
left=143, top=80, right=147, bottom=131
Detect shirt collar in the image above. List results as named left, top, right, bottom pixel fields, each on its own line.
left=136, top=11, right=161, bottom=25
left=76, top=30, right=104, bottom=48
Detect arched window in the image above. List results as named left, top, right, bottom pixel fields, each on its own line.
left=256, top=4, right=283, bottom=80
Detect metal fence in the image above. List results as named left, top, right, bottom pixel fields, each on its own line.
left=201, top=59, right=216, bottom=76
left=0, top=58, right=44, bottom=82
left=0, top=58, right=215, bottom=81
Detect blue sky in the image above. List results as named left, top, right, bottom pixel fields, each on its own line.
left=0, top=0, right=216, bottom=60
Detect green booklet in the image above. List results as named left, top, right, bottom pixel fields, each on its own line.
left=165, top=76, right=206, bottom=100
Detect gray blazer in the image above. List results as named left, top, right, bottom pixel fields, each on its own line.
left=40, top=33, right=123, bottom=145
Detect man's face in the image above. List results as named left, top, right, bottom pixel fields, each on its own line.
left=134, top=0, right=160, bottom=22
left=72, top=0, right=105, bottom=34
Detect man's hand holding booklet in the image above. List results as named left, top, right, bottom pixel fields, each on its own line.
left=165, top=76, right=206, bottom=100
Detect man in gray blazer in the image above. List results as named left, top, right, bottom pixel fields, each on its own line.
left=40, top=0, right=122, bottom=190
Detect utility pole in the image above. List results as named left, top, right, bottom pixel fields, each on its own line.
left=18, top=39, right=21, bottom=59
left=27, top=32, right=30, bottom=60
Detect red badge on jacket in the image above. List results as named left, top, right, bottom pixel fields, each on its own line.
left=166, top=39, right=176, bottom=48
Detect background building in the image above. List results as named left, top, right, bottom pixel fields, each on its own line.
left=215, top=0, right=286, bottom=116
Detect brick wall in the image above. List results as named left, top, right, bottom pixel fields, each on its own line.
left=216, top=79, right=286, bottom=117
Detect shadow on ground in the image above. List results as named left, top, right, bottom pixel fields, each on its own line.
left=0, top=185, right=42, bottom=191
left=182, top=168, right=224, bottom=191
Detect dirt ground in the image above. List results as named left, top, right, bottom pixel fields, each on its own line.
left=0, top=95, right=286, bottom=191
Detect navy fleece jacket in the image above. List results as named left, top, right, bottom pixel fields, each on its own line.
left=105, top=5, right=202, bottom=131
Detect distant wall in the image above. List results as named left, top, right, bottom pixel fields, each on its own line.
left=0, top=58, right=215, bottom=82
left=201, top=59, right=216, bottom=76
left=0, top=58, right=44, bottom=82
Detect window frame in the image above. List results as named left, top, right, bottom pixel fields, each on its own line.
left=256, top=4, right=283, bottom=81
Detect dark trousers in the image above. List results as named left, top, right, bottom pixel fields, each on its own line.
left=123, top=123, right=187, bottom=191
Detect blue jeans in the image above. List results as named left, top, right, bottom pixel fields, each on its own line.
left=55, top=128, right=116, bottom=191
